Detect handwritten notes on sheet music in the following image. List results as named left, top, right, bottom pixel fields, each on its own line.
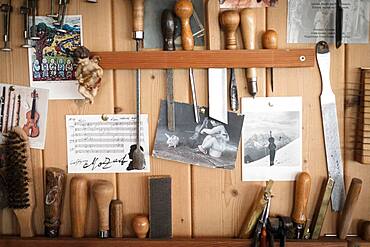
left=66, top=114, right=150, bottom=173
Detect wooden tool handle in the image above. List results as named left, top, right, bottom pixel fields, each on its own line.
left=338, top=178, right=362, bottom=239
left=132, top=214, right=149, bottom=238
left=174, top=0, right=194, bottom=51
left=70, top=176, right=89, bottom=238
left=161, top=9, right=175, bottom=51
left=360, top=221, right=370, bottom=241
left=240, top=8, right=257, bottom=80
left=110, top=199, right=123, bottom=238
left=262, top=29, right=278, bottom=49
left=292, top=172, right=311, bottom=225
left=44, top=167, right=66, bottom=237
left=132, top=0, right=144, bottom=34
left=92, top=180, right=114, bottom=238
left=219, top=10, right=240, bottom=50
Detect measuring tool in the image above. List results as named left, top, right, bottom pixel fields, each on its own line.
left=316, top=41, right=345, bottom=212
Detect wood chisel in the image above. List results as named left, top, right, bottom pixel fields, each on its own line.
left=291, top=172, right=311, bottom=239
left=262, top=30, right=278, bottom=93
left=220, top=10, right=240, bottom=112
left=316, top=41, right=345, bottom=212
left=207, top=0, right=228, bottom=124
left=240, top=8, right=258, bottom=98
left=0, top=0, right=12, bottom=52
left=310, top=177, right=334, bottom=240
left=161, top=9, right=176, bottom=131
left=337, top=178, right=362, bottom=239
left=175, top=0, right=200, bottom=123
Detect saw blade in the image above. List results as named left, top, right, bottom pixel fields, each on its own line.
left=316, top=41, right=345, bottom=212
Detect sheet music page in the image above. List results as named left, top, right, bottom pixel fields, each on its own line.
left=66, top=114, right=150, bottom=173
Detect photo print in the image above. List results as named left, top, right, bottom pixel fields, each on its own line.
left=28, top=15, right=84, bottom=99
left=242, top=97, right=302, bottom=181
left=153, top=101, right=244, bottom=170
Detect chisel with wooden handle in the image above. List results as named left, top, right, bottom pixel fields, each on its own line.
left=316, top=41, right=345, bottom=212
left=337, top=178, right=362, bottom=239
left=292, top=172, right=311, bottom=239
left=240, top=8, right=258, bottom=98
left=220, top=10, right=240, bottom=112
left=175, top=0, right=200, bottom=123
left=161, top=9, right=176, bottom=131
left=207, top=0, right=228, bottom=124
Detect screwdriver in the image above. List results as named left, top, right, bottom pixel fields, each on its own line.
left=262, top=30, right=278, bottom=92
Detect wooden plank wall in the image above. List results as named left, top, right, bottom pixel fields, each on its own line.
left=0, top=0, right=369, bottom=238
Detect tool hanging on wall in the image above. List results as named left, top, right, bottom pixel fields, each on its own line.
left=220, top=10, right=240, bottom=112
left=20, top=1, right=32, bottom=48
left=47, top=0, right=57, bottom=18
left=44, top=168, right=66, bottom=238
left=291, top=172, right=311, bottom=239
left=262, top=30, right=278, bottom=93
left=161, top=9, right=176, bottom=131
left=207, top=0, right=228, bottom=124
left=252, top=195, right=273, bottom=247
left=175, top=0, right=200, bottom=123
left=92, top=180, right=114, bottom=238
left=53, top=0, right=70, bottom=33
left=316, top=41, right=345, bottom=212
left=1, top=0, right=12, bottom=52
left=30, top=0, right=39, bottom=40
left=70, top=176, right=89, bottom=238
left=240, top=8, right=258, bottom=98
left=127, top=0, right=146, bottom=171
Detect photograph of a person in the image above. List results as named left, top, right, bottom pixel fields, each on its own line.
left=153, top=101, right=244, bottom=169
left=242, top=97, right=302, bottom=181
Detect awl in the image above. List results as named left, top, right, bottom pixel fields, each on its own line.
left=316, top=41, right=345, bottom=212
left=207, top=0, right=228, bottom=123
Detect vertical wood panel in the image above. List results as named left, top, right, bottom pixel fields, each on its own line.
left=112, top=0, right=192, bottom=237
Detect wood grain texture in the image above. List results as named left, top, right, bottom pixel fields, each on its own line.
left=292, top=172, right=311, bottom=225
left=70, top=177, right=88, bottom=238
left=0, top=237, right=348, bottom=247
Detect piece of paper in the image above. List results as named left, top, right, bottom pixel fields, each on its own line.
left=153, top=101, right=244, bottom=170
left=29, top=15, right=84, bottom=99
left=220, top=0, right=278, bottom=9
left=242, top=97, right=302, bottom=181
left=287, top=0, right=369, bottom=44
left=0, top=84, right=49, bottom=149
left=66, top=114, right=150, bottom=173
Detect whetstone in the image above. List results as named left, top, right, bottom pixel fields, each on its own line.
left=149, top=176, right=172, bottom=239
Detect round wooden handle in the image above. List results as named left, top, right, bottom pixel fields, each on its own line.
left=132, top=0, right=144, bottom=36
left=262, top=29, right=278, bottom=49
left=70, top=176, right=89, bottom=238
left=161, top=9, right=175, bottom=51
left=132, top=214, right=149, bottom=238
left=92, top=180, right=114, bottom=235
left=240, top=8, right=256, bottom=50
left=174, top=0, right=194, bottom=51
left=219, top=10, right=240, bottom=50
left=338, top=178, right=362, bottom=239
left=110, top=200, right=123, bottom=238
left=292, top=172, right=311, bottom=225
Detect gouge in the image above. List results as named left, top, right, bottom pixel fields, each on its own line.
left=175, top=0, right=200, bottom=123
left=240, top=8, right=257, bottom=98
left=292, top=172, right=311, bottom=239
left=220, top=10, right=240, bottom=112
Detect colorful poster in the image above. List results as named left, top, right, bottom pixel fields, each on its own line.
left=28, top=15, right=83, bottom=99
left=0, top=84, right=49, bottom=149
left=242, top=97, right=302, bottom=181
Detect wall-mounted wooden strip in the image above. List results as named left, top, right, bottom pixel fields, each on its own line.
left=92, top=49, right=314, bottom=69
left=0, top=237, right=348, bottom=247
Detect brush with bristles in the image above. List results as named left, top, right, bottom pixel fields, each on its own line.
left=4, top=127, right=35, bottom=237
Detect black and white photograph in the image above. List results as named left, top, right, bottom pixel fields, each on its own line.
left=242, top=97, right=302, bottom=181
left=153, top=101, right=244, bottom=170
left=287, top=0, right=369, bottom=44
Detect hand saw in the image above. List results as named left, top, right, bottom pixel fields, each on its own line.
left=316, top=41, right=345, bottom=212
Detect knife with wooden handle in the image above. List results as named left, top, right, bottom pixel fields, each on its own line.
left=240, top=8, right=258, bottom=98
left=220, top=10, right=240, bottom=112
left=207, top=0, right=228, bottom=124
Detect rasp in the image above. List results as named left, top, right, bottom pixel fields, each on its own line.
left=316, top=41, right=345, bottom=212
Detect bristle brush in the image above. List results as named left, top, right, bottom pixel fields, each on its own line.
left=4, top=127, right=35, bottom=237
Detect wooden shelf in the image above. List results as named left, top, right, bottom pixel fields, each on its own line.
left=0, top=237, right=348, bottom=247
left=91, top=49, right=314, bottom=69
